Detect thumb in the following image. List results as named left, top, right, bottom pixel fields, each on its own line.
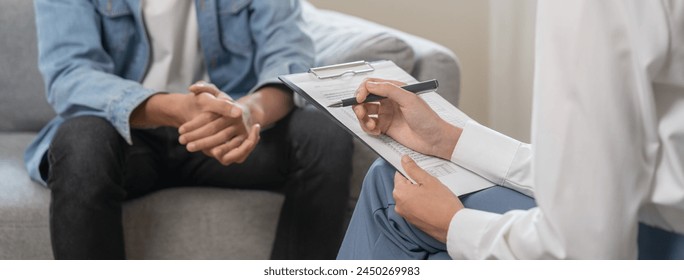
left=400, top=155, right=432, bottom=184
left=198, top=95, right=238, bottom=118
left=228, top=103, right=243, bottom=118
left=250, top=123, right=261, bottom=140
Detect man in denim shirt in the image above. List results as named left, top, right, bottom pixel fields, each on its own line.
left=26, top=0, right=352, bottom=259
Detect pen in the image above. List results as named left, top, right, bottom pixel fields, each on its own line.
left=327, top=79, right=439, bottom=108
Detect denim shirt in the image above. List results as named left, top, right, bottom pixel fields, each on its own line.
left=25, top=0, right=314, bottom=185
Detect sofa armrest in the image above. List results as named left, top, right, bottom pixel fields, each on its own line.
left=301, top=1, right=415, bottom=74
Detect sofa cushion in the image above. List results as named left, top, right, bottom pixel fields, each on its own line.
left=123, top=187, right=284, bottom=260
left=0, top=0, right=56, bottom=132
left=0, top=133, right=52, bottom=259
left=301, top=1, right=415, bottom=73
left=0, top=133, right=284, bottom=259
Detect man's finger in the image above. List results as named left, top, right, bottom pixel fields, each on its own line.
left=352, top=104, right=367, bottom=121
left=187, top=126, right=239, bottom=152
left=353, top=105, right=382, bottom=134
left=365, top=81, right=414, bottom=107
left=211, top=135, right=245, bottom=158
left=365, top=116, right=382, bottom=135
left=400, top=155, right=432, bottom=184
left=220, top=124, right=260, bottom=165
left=361, top=102, right=380, bottom=115
left=189, top=81, right=223, bottom=97
left=355, top=78, right=404, bottom=103
left=355, top=78, right=380, bottom=103
left=183, top=120, right=238, bottom=148
left=197, top=94, right=241, bottom=118
left=179, top=112, right=219, bottom=137
left=236, top=124, right=261, bottom=163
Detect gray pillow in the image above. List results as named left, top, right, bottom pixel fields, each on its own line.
left=301, top=1, right=415, bottom=73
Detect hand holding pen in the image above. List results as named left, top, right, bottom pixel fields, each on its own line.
left=328, top=79, right=439, bottom=108
left=349, top=78, right=461, bottom=160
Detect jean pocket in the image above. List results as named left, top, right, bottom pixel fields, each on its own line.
left=93, top=0, right=136, bottom=53
left=94, top=0, right=133, bottom=17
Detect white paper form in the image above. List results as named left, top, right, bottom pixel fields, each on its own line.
left=280, top=61, right=494, bottom=196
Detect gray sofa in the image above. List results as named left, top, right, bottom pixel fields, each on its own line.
left=0, top=0, right=460, bottom=259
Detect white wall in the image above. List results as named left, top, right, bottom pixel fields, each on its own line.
left=307, top=0, right=536, bottom=142
left=488, top=0, right=536, bottom=142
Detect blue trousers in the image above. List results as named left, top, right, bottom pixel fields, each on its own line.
left=337, top=159, right=684, bottom=260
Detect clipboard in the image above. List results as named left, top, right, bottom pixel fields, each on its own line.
left=279, top=60, right=494, bottom=196
left=308, top=61, right=375, bottom=79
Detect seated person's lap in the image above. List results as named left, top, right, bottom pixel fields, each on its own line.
left=353, top=159, right=684, bottom=260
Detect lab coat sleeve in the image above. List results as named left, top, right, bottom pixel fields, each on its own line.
left=447, top=0, right=666, bottom=259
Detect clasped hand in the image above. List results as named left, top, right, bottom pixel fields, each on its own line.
left=178, top=82, right=260, bottom=166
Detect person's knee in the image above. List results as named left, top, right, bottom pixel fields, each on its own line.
left=48, top=116, right=126, bottom=199
left=289, top=106, right=353, bottom=168
left=367, top=159, right=396, bottom=177
left=365, top=159, right=396, bottom=184
left=51, top=116, right=123, bottom=158
left=359, top=159, right=398, bottom=207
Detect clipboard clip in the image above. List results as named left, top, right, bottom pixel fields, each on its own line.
left=309, top=61, right=375, bottom=79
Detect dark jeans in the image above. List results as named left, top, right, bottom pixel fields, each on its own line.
left=43, top=105, right=353, bottom=260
